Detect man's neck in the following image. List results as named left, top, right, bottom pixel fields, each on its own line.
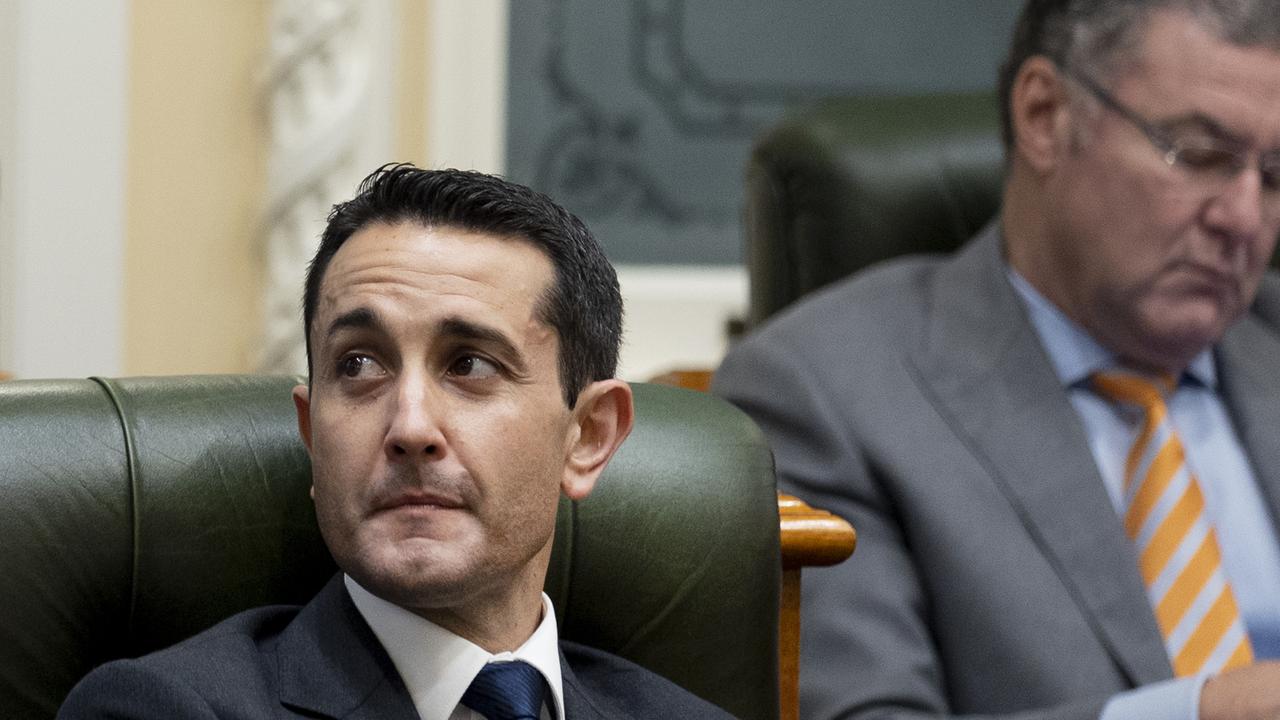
left=411, top=596, right=545, bottom=654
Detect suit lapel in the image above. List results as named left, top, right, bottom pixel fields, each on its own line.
left=1217, top=305, right=1280, bottom=528
left=558, top=648, right=609, bottom=720
left=276, top=575, right=420, bottom=719
left=908, top=224, right=1170, bottom=686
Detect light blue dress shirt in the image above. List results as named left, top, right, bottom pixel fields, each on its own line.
left=1008, top=270, right=1280, bottom=720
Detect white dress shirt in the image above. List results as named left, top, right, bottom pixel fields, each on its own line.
left=345, top=575, right=566, bottom=720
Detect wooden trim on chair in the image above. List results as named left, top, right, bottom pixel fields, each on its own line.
left=648, top=368, right=714, bottom=393
left=778, top=493, right=857, bottom=720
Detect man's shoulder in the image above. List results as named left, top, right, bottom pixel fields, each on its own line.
left=57, top=604, right=301, bottom=719
left=767, top=252, right=950, bottom=337
left=560, top=641, right=737, bottom=719
left=131, top=603, right=298, bottom=671
left=718, top=249, right=975, bottom=388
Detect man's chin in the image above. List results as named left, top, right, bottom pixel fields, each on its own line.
left=1154, top=275, right=1247, bottom=323
left=343, top=537, right=481, bottom=604
left=1131, top=308, right=1231, bottom=369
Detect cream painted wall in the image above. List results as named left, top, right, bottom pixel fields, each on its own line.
left=124, top=1, right=269, bottom=375
left=126, top=0, right=428, bottom=376
left=397, top=0, right=430, bottom=167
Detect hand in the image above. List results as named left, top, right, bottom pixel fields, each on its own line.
left=1200, top=661, right=1280, bottom=720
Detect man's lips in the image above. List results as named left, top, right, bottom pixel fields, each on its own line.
left=372, top=490, right=465, bottom=514
left=1173, top=262, right=1239, bottom=293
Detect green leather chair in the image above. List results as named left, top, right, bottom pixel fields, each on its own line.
left=0, top=375, right=780, bottom=720
left=743, top=92, right=1004, bottom=328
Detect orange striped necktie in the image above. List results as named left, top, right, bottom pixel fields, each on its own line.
left=1090, top=370, right=1253, bottom=677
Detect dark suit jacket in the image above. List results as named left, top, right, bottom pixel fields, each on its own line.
left=57, top=575, right=737, bottom=719
left=714, top=223, right=1280, bottom=720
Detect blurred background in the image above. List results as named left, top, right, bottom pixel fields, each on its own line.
left=0, top=0, right=1018, bottom=382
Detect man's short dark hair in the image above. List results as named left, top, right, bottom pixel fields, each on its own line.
left=997, top=0, right=1280, bottom=151
left=303, top=164, right=623, bottom=408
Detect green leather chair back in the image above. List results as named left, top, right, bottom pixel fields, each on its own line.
left=0, top=375, right=779, bottom=720
left=744, top=92, right=1004, bottom=327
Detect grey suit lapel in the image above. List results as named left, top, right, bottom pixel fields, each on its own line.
left=1218, top=300, right=1280, bottom=528
left=909, top=224, right=1170, bottom=686
left=277, top=575, right=420, bottom=719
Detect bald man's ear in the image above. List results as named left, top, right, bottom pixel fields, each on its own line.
left=561, top=380, right=634, bottom=501
left=1010, top=56, right=1074, bottom=173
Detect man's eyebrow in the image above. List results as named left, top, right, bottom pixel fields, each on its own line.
left=439, top=317, right=528, bottom=371
left=1166, top=112, right=1247, bottom=146
left=326, top=307, right=380, bottom=338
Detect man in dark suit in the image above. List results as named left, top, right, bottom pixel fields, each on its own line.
left=59, top=166, right=735, bottom=720
left=715, top=1, right=1280, bottom=719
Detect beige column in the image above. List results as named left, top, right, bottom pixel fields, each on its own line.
left=124, top=1, right=269, bottom=375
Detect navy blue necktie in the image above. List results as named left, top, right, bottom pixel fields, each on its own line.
left=461, top=661, right=548, bottom=720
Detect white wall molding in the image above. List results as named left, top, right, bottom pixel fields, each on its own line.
left=0, top=0, right=16, bottom=374
left=424, top=0, right=509, bottom=174
left=614, top=264, right=747, bottom=381
left=0, top=0, right=128, bottom=378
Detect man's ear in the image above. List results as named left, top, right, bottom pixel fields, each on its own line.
left=292, top=384, right=313, bottom=453
left=561, top=379, right=634, bottom=501
left=1010, top=55, right=1073, bottom=173
left=292, top=384, right=316, bottom=500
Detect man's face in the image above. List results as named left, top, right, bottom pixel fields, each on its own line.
left=294, top=221, right=575, bottom=621
left=1038, top=11, right=1280, bottom=369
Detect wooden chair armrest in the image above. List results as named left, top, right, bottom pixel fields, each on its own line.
left=778, top=493, right=856, bottom=720
left=779, top=493, right=857, bottom=567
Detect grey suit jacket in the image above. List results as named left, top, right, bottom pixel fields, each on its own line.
left=57, top=575, right=737, bottom=720
left=714, top=224, right=1280, bottom=720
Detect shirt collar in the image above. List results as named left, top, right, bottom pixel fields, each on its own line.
left=1005, top=268, right=1217, bottom=390
left=344, top=575, right=566, bottom=720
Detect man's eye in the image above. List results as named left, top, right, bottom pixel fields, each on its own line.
left=1172, top=143, right=1240, bottom=174
left=1260, top=154, right=1280, bottom=192
left=448, top=355, right=500, bottom=379
left=337, top=355, right=382, bottom=379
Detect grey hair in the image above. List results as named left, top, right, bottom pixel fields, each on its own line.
left=998, top=0, right=1280, bottom=151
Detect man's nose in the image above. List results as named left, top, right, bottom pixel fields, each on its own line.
left=385, top=380, right=446, bottom=458
left=1204, top=165, right=1267, bottom=246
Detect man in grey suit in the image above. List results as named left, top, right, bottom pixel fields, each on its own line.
left=60, top=166, right=735, bottom=719
left=715, top=1, right=1280, bottom=719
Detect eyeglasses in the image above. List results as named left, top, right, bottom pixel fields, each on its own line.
left=1066, top=69, right=1280, bottom=195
